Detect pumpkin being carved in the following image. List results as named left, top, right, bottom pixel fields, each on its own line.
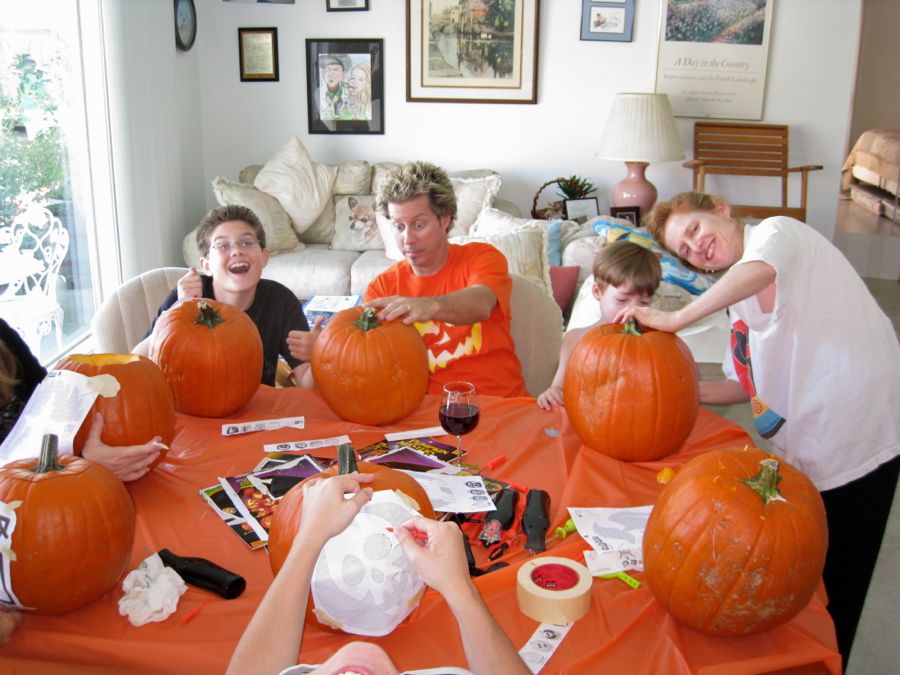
left=0, top=434, right=135, bottom=615
left=55, top=354, right=175, bottom=468
left=311, top=307, right=428, bottom=426
left=642, top=447, right=828, bottom=637
left=563, top=319, right=699, bottom=461
left=150, top=299, right=262, bottom=417
left=268, top=444, right=435, bottom=631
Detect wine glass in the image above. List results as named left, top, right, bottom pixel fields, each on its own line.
left=439, top=381, right=479, bottom=463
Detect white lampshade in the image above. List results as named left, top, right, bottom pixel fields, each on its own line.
left=596, top=93, right=685, bottom=162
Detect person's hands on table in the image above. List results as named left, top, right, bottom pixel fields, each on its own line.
left=614, top=305, right=688, bottom=333
left=364, top=295, right=439, bottom=325
left=81, top=413, right=162, bottom=482
left=295, top=473, right=374, bottom=551
left=537, top=385, right=563, bottom=410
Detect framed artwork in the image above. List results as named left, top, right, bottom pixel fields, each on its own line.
left=581, top=1, right=634, bottom=42
left=326, top=0, right=368, bottom=10
left=406, top=0, right=540, bottom=104
left=239, top=28, right=279, bottom=82
left=654, top=0, right=774, bottom=119
left=565, top=198, right=600, bottom=224
left=306, top=38, right=384, bottom=134
left=610, top=205, right=641, bottom=225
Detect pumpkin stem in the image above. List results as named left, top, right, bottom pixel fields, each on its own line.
left=742, top=458, right=788, bottom=504
left=337, top=444, right=359, bottom=474
left=623, top=317, right=643, bottom=335
left=195, top=300, right=224, bottom=329
left=354, top=307, right=380, bottom=332
left=32, top=434, right=63, bottom=473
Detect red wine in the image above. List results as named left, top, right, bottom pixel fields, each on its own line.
left=440, top=404, right=480, bottom=435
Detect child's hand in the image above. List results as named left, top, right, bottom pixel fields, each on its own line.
left=537, top=386, right=563, bottom=410
left=177, top=267, right=203, bottom=300
left=287, top=316, right=325, bottom=362
left=81, top=413, right=162, bottom=482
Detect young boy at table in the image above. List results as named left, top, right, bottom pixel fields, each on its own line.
left=227, top=472, right=529, bottom=675
left=134, top=205, right=310, bottom=387
left=537, top=241, right=661, bottom=409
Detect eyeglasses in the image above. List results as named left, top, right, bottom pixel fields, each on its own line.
left=209, top=239, right=259, bottom=254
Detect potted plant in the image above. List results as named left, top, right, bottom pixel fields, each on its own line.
left=532, top=175, right=596, bottom=219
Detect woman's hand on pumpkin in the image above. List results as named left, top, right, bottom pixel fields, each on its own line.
left=287, top=316, right=325, bottom=362
left=537, top=385, right=563, bottom=410
left=397, top=517, right=474, bottom=598
left=296, top=473, right=374, bottom=549
left=81, top=413, right=162, bottom=482
left=176, top=267, right=203, bottom=300
left=613, top=305, right=686, bottom=333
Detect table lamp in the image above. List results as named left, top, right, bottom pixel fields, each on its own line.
left=596, top=93, right=684, bottom=217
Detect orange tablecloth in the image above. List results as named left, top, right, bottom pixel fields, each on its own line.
left=0, top=387, right=841, bottom=674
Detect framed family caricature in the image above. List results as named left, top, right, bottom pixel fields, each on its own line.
left=306, top=38, right=384, bottom=134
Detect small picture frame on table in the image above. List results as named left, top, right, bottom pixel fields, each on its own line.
left=326, top=0, right=369, bottom=10
left=581, top=0, right=634, bottom=42
left=610, top=205, right=641, bottom=225
left=238, top=27, right=279, bottom=82
left=564, top=197, right=600, bottom=224
left=306, top=38, right=384, bottom=134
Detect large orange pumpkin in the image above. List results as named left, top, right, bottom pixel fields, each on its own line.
left=150, top=299, right=263, bottom=417
left=563, top=319, right=699, bottom=461
left=642, top=446, right=828, bottom=637
left=0, top=434, right=135, bottom=615
left=55, top=354, right=175, bottom=467
left=268, top=444, right=435, bottom=629
left=311, top=307, right=428, bottom=426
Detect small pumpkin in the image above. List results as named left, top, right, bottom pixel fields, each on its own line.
left=268, top=444, right=435, bottom=629
left=0, top=434, right=136, bottom=615
left=150, top=299, right=263, bottom=417
left=55, top=354, right=175, bottom=467
left=311, top=307, right=428, bottom=426
left=563, top=319, right=699, bottom=461
left=642, top=447, right=828, bottom=637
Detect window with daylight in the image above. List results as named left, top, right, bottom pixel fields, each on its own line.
left=0, top=1, right=116, bottom=364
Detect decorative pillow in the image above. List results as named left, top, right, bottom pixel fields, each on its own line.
left=549, top=265, right=580, bottom=313
left=210, top=177, right=302, bottom=254
left=334, top=161, right=372, bottom=195
left=331, top=195, right=384, bottom=251
left=591, top=218, right=716, bottom=295
left=253, top=136, right=338, bottom=235
left=472, top=207, right=579, bottom=267
left=450, top=225, right=551, bottom=295
left=449, top=174, right=501, bottom=237
left=302, top=201, right=337, bottom=244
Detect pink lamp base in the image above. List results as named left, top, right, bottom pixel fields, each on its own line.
left=611, top=162, right=657, bottom=218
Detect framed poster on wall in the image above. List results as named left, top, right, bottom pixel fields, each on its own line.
left=654, top=0, right=775, bottom=119
left=406, top=0, right=540, bottom=103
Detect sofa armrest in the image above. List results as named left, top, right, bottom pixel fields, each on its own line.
left=509, top=274, right=562, bottom=396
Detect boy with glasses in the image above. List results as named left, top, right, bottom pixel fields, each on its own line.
left=135, top=205, right=310, bottom=386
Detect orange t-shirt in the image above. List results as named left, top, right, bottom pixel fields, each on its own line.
left=365, top=243, right=526, bottom=397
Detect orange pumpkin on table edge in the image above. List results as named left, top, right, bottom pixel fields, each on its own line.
left=150, top=299, right=263, bottom=418
left=55, top=353, right=175, bottom=469
left=642, top=446, right=828, bottom=637
left=564, top=318, right=699, bottom=462
left=0, top=434, right=135, bottom=615
left=268, top=444, right=435, bottom=630
left=311, top=306, right=429, bottom=426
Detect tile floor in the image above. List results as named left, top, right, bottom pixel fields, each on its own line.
left=700, top=277, right=899, bottom=674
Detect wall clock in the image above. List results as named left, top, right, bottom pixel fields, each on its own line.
left=174, top=0, right=197, bottom=52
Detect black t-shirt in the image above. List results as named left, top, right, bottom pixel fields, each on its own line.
left=0, top=319, right=48, bottom=443
left=150, top=276, right=308, bottom=387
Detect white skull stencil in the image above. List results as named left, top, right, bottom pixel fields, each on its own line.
left=310, top=490, right=425, bottom=636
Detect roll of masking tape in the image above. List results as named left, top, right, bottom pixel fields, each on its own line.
left=516, top=556, right=592, bottom=624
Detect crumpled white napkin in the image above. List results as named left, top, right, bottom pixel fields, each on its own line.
left=118, top=553, right=187, bottom=626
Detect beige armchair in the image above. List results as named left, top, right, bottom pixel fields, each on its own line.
left=91, top=267, right=187, bottom=353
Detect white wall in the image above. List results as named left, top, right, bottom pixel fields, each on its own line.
left=128, top=0, right=862, bottom=271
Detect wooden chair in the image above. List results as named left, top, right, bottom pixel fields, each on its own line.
left=684, top=122, right=823, bottom=221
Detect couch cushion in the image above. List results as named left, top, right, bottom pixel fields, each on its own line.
left=254, top=136, right=338, bottom=235
left=448, top=173, right=501, bottom=237
left=334, top=161, right=373, bottom=195
left=350, top=249, right=395, bottom=295
left=472, top=207, right=580, bottom=268
left=210, top=176, right=302, bottom=254
left=331, top=195, right=384, bottom=251
left=450, top=226, right=551, bottom=295
left=261, top=244, right=359, bottom=297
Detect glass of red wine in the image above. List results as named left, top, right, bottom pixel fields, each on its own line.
left=439, top=381, right=479, bottom=463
